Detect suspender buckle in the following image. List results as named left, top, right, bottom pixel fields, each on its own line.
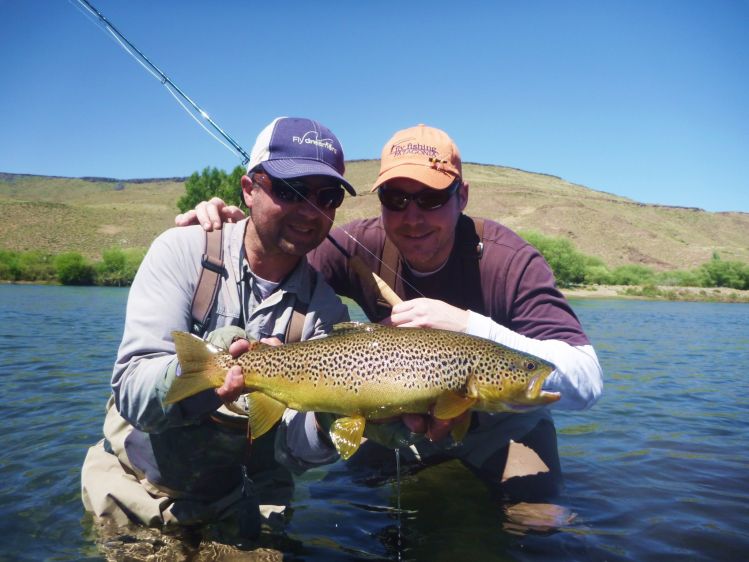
left=201, top=254, right=225, bottom=274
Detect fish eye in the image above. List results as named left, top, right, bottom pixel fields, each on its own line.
left=525, top=361, right=536, bottom=371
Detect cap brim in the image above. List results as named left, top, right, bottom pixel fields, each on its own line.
left=262, top=159, right=356, bottom=196
left=371, top=164, right=458, bottom=192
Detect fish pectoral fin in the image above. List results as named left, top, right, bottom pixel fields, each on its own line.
left=329, top=415, right=366, bottom=460
left=433, top=391, right=477, bottom=420
left=433, top=374, right=479, bottom=420
left=450, top=412, right=472, bottom=443
left=247, top=392, right=286, bottom=438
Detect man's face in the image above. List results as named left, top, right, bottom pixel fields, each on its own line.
left=243, top=172, right=341, bottom=258
left=380, top=177, right=468, bottom=272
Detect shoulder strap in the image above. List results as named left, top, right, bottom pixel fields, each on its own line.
left=376, top=236, right=401, bottom=308
left=473, top=217, right=485, bottom=258
left=284, top=270, right=317, bottom=343
left=190, top=228, right=225, bottom=335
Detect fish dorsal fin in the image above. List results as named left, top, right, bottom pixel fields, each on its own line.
left=433, top=374, right=479, bottom=420
left=247, top=392, right=286, bottom=438
left=329, top=322, right=385, bottom=338
left=329, top=415, right=366, bottom=460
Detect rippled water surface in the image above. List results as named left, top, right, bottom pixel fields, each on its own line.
left=1, top=285, right=747, bottom=561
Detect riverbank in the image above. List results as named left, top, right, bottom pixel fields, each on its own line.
left=3, top=280, right=749, bottom=303
left=562, top=284, right=749, bottom=303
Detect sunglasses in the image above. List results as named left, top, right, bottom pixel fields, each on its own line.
left=377, top=178, right=461, bottom=212
left=254, top=172, right=345, bottom=210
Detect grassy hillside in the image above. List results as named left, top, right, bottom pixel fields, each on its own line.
left=2, top=164, right=748, bottom=271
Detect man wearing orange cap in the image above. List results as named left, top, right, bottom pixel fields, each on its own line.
left=179, top=124, right=603, bottom=503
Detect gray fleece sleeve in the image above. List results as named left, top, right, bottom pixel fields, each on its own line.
left=111, top=227, right=211, bottom=432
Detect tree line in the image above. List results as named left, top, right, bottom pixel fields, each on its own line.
left=3, top=167, right=749, bottom=291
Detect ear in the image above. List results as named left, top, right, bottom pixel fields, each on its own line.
left=241, top=175, right=254, bottom=208
left=457, top=181, right=469, bottom=211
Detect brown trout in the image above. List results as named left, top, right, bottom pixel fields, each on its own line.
left=167, top=322, right=559, bottom=459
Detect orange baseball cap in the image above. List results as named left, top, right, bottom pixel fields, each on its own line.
left=371, top=124, right=462, bottom=191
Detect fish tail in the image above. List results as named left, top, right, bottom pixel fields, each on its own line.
left=164, top=331, right=227, bottom=404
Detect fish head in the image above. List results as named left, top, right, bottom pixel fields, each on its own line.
left=478, top=352, right=560, bottom=413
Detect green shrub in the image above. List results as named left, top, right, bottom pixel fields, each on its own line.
left=55, top=252, right=95, bottom=285
left=18, top=251, right=56, bottom=281
left=0, top=250, right=56, bottom=282
left=583, top=264, right=614, bottom=285
left=95, top=247, right=147, bottom=286
left=0, top=250, right=22, bottom=281
left=697, top=255, right=749, bottom=290
left=518, top=230, right=593, bottom=287
left=609, top=264, right=656, bottom=286
left=655, top=269, right=703, bottom=287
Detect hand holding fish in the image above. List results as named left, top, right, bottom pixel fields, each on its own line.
left=384, top=298, right=470, bottom=333
left=167, top=323, right=559, bottom=460
left=402, top=410, right=472, bottom=442
left=214, top=335, right=282, bottom=403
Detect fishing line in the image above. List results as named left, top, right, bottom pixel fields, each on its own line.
left=72, top=0, right=250, bottom=164
left=72, top=0, right=426, bottom=301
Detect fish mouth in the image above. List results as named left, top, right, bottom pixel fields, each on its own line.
left=524, top=373, right=561, bottom=405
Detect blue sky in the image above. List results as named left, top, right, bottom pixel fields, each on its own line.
left=1, top=0, right=747, bottom=212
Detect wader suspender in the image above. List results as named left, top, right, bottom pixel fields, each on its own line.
left=285, top=275, right=314, bottom=344
left=191, top=228, right=225, bottom=335
left=191, top=229, right=308, bottom=343
left=376, top=217, right=485, bottom=308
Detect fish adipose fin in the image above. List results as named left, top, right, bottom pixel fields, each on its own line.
left=165, top=331, right=226, bottom=404
left=329, top=415, right=366, bottom=460
left=247, top=392, right=286, bottom=438
left=433, top=374, right=479, bottom=420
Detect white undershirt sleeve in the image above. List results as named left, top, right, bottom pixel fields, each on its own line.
left=466, top=311, right=603, bottom=410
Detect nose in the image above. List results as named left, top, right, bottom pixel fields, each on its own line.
left=400, top=197, right=424, bottom=225
left=296, top=198, right=320, bottom=218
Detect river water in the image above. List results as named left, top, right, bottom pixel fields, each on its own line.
left=0, top=285, right=747, bottom=561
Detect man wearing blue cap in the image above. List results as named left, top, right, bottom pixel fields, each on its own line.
left=81, top=117, right=356, bottom=537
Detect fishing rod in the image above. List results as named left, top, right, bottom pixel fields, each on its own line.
left=73, top=0, right=408, bottom=307
left=73, top=0, right=250, bottom=165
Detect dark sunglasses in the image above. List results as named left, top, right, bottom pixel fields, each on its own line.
left=254, top=172, right=345, bottom=210
left=377, top=178, right=461, bottom=212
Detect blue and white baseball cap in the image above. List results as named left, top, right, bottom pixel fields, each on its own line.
left=247, top=117, right=356, bottom=196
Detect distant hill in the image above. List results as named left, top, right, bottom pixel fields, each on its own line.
left=2, top=162, right=748, bottom=270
